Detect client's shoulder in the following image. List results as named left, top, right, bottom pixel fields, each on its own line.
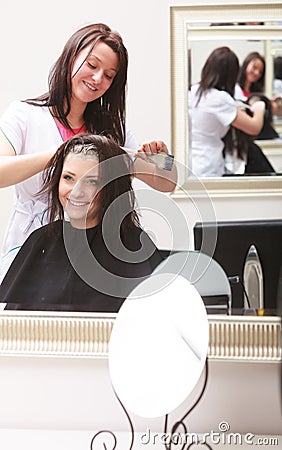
left=23, top=220, right=63, bottom=245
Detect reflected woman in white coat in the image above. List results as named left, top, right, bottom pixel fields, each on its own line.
left=189, top=46, right=265, bottom=177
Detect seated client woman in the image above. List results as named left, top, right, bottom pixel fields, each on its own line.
left=0, top=134, right=163, bottom=311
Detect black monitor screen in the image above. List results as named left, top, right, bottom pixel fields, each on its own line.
left=194, top=219, right=282, bottom=312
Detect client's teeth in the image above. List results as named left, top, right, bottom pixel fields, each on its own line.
left=69, top=200, right=87, bottom=206
left=85, top=82, right=97, bottom=91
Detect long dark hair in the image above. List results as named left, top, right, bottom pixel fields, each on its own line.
left=41, top=134, right=140, bottom=233
left=196, top=46, right=239, bottom=103
left=274, top=56, right=282, bottom=80
left=238, top=51, right=265, bottom=94
left=25, top=23, right=128, bottom=145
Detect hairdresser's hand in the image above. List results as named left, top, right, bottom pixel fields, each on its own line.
left=133, top=140, right=177, bottom=192
left=236, top=100, right=248, bottom=109
left=136, top=140, right=169, bottom=161
left=271, top=95, right=282, bottom=116
left=272, top=95, right=282, bottom=103
left=250, top=100, right=265, bottom=112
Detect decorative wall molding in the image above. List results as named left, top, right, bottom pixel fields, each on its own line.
left=0, top=312, right=115, bottom=358
left=0, top=312, right=280, bottom=362
left=209, top=316, right=281, bottom=361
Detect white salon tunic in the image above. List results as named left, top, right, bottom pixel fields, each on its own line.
left=189, top=84, right=237, bottom=177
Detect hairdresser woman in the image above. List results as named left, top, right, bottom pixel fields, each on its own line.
left=189, top=46, right=265, bottom=177
left=0, top=23, right=177, bottom=279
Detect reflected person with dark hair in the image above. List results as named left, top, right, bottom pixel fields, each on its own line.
left=236, top=51, right=282, bottom=117
left=189, top=46, right=265, bottom=177
left=236, top=51, right=266, bottom=99
left=0, top=134, right=163, bottom=312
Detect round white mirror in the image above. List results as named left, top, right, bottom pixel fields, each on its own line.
left=108, top=271, right=209, bottom=418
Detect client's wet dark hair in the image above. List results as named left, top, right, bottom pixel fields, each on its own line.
left=247, top=93, right=279, bottom=139
left=41, top=133, right=140, bottom=233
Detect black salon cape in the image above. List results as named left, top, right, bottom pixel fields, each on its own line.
left=0, top=220, right=163, bottom=312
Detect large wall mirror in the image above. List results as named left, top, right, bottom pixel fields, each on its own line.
left=0, top=2, right=280, bottom=365
left=170, top=2, right=282, bottom=194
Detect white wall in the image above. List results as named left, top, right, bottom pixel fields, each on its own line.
left=0, top=356, right=280, bottom=438
left=0, top=0, right=281, bottom=251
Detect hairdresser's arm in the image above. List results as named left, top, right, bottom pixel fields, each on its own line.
left=0, top=130, right=54, bottom=188
left=232, top=101, right=265, bottom=135
left=133, top=140, right=177, bottom=193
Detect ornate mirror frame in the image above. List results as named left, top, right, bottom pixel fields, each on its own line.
left=0, top=310, right=280, bottom=362
left=170, top=2, right=282, bottom=197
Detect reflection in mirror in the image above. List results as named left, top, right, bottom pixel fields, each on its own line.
left=170, top=3, right=282, bottom=189
left=188, top=23, right=282, bottom=178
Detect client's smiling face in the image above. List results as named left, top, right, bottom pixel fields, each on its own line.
left=59, top=153, right=101, bottom=229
